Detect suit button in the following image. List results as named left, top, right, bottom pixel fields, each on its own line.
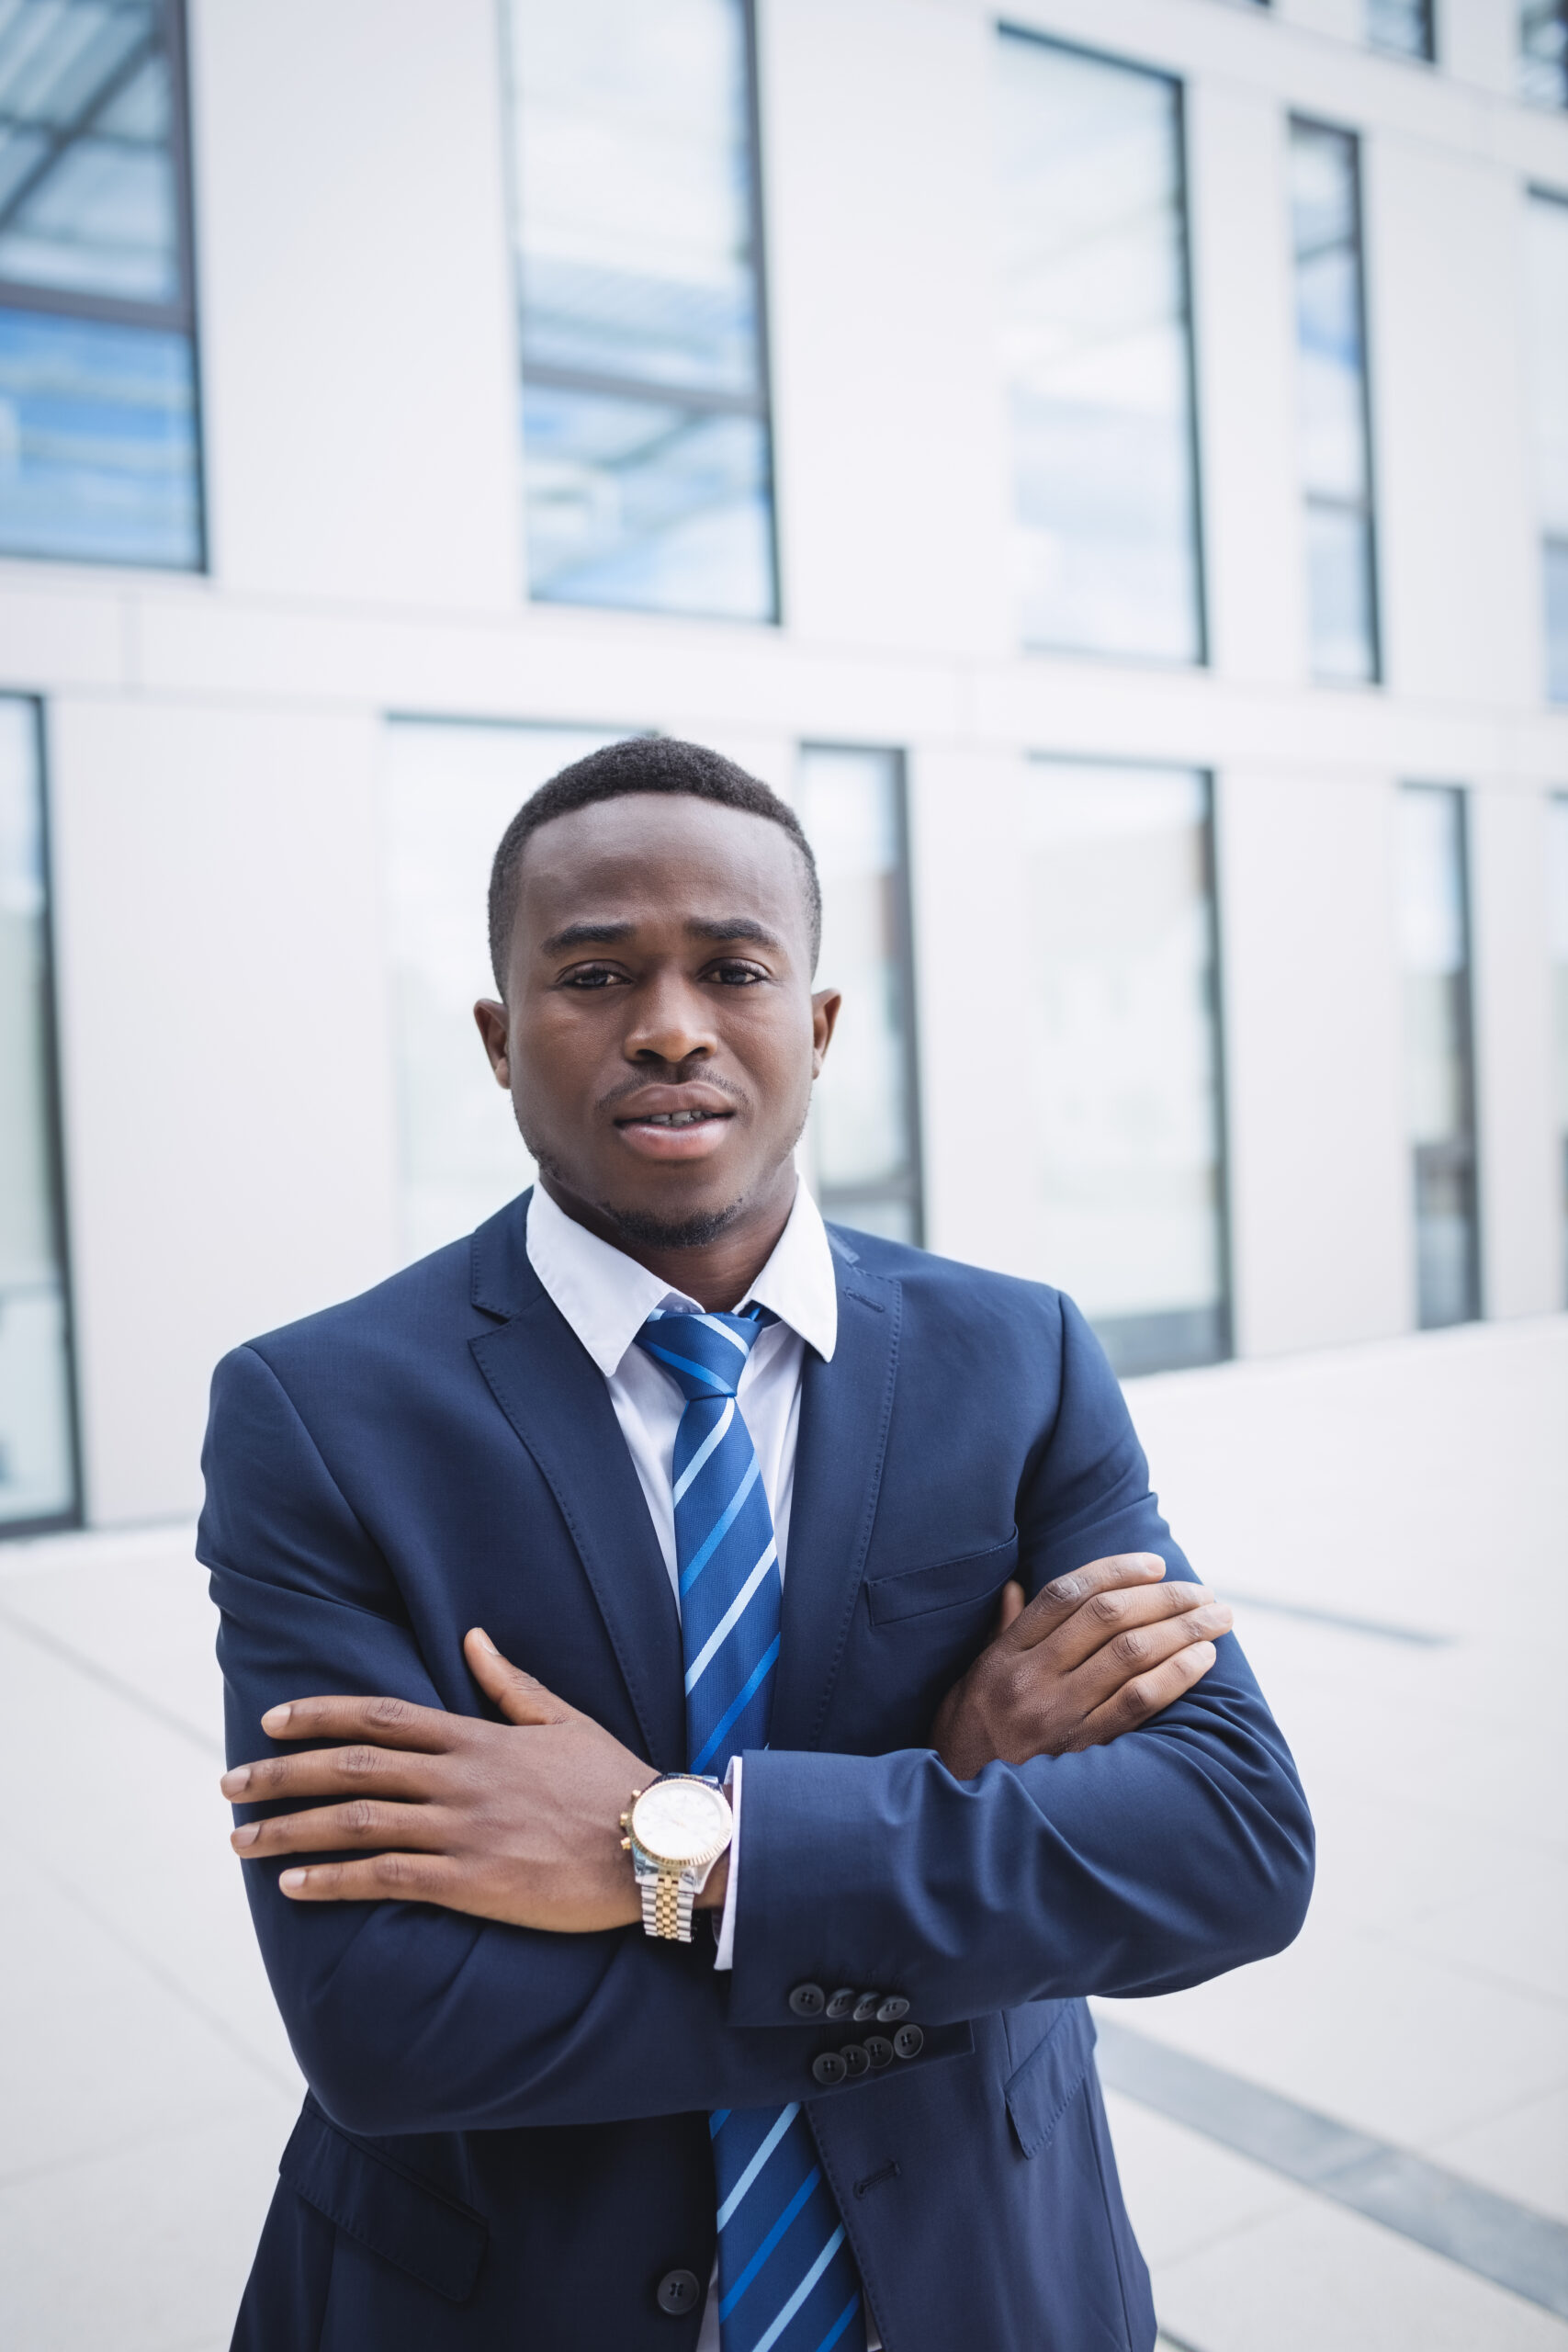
left=657, top=2269, right=702, bottom=2315
left=876, top=1996, right=910, bottom=2024
left=893, top=2024, right=925, bottom=2061
left=863, top=2034, right=893, bottom=2069
left=840, top=2042, right=871, bottom=2078
left=852, top=1991, right=882, bottom=2023
left=825, top=1986, right=859, bottom=2021
left=789, top=1983, right=826, bottom=2018
left=812, top=2050, right=848, bottom=2087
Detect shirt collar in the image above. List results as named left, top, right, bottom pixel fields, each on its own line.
left=525, top=1176, right=838, bottom=1380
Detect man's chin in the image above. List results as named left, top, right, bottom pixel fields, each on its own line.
left=592, top=1193, right=748, bottom=1253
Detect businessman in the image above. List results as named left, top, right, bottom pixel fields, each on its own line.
left=202, top=736, right=1313, bottom=2351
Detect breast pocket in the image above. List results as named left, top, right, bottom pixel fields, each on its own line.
left=863, top=1530, right=1020, bottom=1626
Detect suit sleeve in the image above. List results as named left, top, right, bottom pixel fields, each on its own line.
left=201, top=1341, right=856, bottom=2139
left=726, top=1295, right=1314, bottom=2029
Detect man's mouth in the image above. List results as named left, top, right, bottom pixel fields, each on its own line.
left=611, top=1092, right=738, bottom=1159
left=626, top=1109, right=726, bottom=1128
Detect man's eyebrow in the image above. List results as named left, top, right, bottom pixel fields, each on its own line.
left=684, top=917, right=784, bottom=949
left=541, top=920, right=637, bottom=954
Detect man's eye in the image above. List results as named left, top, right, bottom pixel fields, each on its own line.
left=561, top=967, right=622, bottom=989
left=711, top=962, right=765, bottom=986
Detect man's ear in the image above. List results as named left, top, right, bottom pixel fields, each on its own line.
left=810, top=989, right=841, bottom=1077
left=474, top=999, right=511, bottom=1088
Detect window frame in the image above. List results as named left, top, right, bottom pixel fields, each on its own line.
left=798, top=742, right=926, bottom=1248
left=1367, top=0, right=1437, bottom=63
left=502, top=0, right=781, bottom=625
left=1527, top=183, right=1568, bottom=704
left=0, top=0, right=207, bottom=573
left=1025, top=752, right=1234, bottom=1377
left=0, top=695, right=83, bottom=1539
left=1289, top=112, right=1383, bottom=688
left=996, top=22, right=1211, bottom=671
left=1399, top=781, right=1483, bottom=1331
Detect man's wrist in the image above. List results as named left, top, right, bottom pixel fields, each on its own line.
left=694, top=1850, right=730, bottom=1911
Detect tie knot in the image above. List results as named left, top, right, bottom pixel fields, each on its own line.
left=634, top=1306, right=773, bottom=1402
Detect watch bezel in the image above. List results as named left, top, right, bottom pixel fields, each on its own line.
left=628, top=1775, right=732, bottom=1871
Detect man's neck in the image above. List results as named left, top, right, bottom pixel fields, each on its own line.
left=537, top=1171, right=797, bottom=1311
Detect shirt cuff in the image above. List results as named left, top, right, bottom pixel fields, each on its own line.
left=712, top=1755, right=743, bottom=1971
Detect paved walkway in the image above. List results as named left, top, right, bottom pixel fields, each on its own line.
left=1, top=1316, right=1563, bottom=2350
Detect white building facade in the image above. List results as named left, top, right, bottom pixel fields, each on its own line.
left=2, top=0, right=1566, bottom=1532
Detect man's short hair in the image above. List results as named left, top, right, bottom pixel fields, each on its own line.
left=487, top=737, right=822, bottom=991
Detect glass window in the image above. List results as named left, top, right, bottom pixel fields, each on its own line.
left=504, top=0, right=775, bottom=621
left=795, top=746, right=922, bottom=1245
left=997, top=31, right=1204, bottom=665
left=0, top=697, right=77, bottom=1532
left=0, top=1, right=200, bottom=567
left=383, top=719, right=631, bottom=1263
left=1367, top=1, right=1435, bottom=59
left=1290, top=120, right=1380, bottom=685
left=1550, top=797, right=1568, bottom=1301
left=1021, top=762, right=1228, bottom=1376
left=1521, top=4, right=1568, bottom=107
left=1398, top=786, right=1480, bottom=1329
left=1527, top=191, right=1568, bottom=702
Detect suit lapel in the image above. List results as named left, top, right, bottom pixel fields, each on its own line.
left=769, top=1245, right=902, bottom=1751
left=468, top=1197, right=686, bottom=1773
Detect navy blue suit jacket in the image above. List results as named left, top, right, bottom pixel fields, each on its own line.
left=200, top=1193, right=1313, bottom=2352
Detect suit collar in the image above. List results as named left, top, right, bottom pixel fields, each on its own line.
left=469, top=1193, right=901, bottom=1763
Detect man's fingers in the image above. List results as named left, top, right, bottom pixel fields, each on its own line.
left=1008, top=1554, right=1168, bottom=1649
left=1047, top=1577, right=1223, bottom=1673
left=255, top=1692, right=456, bottom=1751
left=992, top=1580, right=1026, bottom=1638
left=220, top=1742, right=439, bottom=1805
left=1067, top=1600, right=1233, bottom=1712
left=231, top=1799, right=448, bottom=1860
left=464, top=1627, right=574, bottom=1727
left=276, top=1852, right=468, bottom=1905
left=1077, top=1636, right=1221, bottom=1747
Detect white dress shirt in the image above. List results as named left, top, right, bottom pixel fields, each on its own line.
left=525, top=1182, right=881, bottom=2352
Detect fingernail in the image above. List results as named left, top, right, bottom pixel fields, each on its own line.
left=471, top=1628, right=498, bottom=1656
left=280, top=1869, right=308, bottom=1894
left=231, top=1823, right=258, bottom=1848
left=220, top=1767, right=250, bottom=1795
left=261, top=1703, right=292, bottom=1734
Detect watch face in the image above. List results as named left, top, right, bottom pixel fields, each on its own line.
left=631, top=1778, right=730, bottom=1866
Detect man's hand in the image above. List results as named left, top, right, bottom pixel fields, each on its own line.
left=931, top=1554, right=1232, bottom=1780
left=220, top=1631, right=666, bottom=1930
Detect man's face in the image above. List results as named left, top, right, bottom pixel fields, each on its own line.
left=476, top=794, right=838, bottom=1249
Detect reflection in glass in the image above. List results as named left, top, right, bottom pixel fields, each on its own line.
left=1023, top=763, right=1227, bottom=1376
left=505, top=0, right=775, bottom=620
left=0, top=0, right=198, bottom=566
left=1521, top=3, right=1568, bottom=107
left=1367, top=1, right=1435, bottom=59
left=1399, top=786, right=1480, bottom=1329
left=0, top=698, right=76, bottom=1531
left=1526, top=192, right=1568, bottom=701
left=1550, top=797, right=1568, bottom=1300
left=795, top=747, right=922, bottom=1246
left=997, top=31, right=1202, bottom=663
left=383, top=721, right=630, bottom=1263
left=0, top=306, right=197, bottom=561
left=1290, top=120, right=1379, bottom=684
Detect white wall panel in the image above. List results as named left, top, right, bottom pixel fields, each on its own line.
left=46, top=699, right=398, bottom=1522
left=758, top=0, right=1011, bottom=657
left=1216, top=767, right=1411, bottom=1353
left=189, top=0, right=520, bottom=609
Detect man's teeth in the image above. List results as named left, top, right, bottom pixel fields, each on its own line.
left=642, top=1110, right=712, bottom=1126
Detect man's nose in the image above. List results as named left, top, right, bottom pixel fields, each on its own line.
left=624, top=974, right=717, bottom=1066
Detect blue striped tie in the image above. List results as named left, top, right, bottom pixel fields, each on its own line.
left=636, top=1307, right=865, bottom=2352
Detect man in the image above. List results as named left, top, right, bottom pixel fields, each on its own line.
left=203, top=738, right=1312, bottom=2352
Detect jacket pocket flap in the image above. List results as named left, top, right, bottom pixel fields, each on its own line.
left=1004, top=2001, right=1097, bottom=2161
left=280, top=2104, right=487, bottom=2303
left=865, top=1532, right=1020, bottom=1624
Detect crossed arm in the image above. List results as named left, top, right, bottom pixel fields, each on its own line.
left=220, top=1555, right=1233, bottom=1928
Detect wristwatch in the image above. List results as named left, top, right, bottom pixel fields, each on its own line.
left=620, top=1773, right=734, bottom=1942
